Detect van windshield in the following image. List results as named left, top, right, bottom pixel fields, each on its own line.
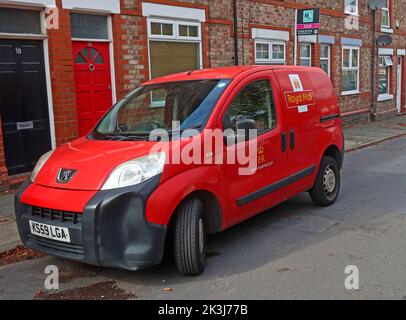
left=90, top=79, right=231, bottom=141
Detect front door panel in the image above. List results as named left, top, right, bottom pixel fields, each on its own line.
left=72, top=42, right=112, bottom=136
left=0, top=40, right=52, bottom=175
left=218, top=72, right=289, bottom=225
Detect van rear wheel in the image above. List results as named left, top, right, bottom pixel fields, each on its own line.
left=174, top=198, right=207, bottom=276
left=309, top=156, right=340, bottom=207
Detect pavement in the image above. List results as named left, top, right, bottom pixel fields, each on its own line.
left=1, top=114, right=406, bottom=299
left=0, top=194, right=18, bottom=252
left=344, top=115, right=406, bottom=152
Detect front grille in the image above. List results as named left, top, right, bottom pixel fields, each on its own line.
left=32, top=206, right=82, bottom=224
left=29, top=235, right=85, bottom=256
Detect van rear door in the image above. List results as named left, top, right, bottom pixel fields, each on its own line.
left=273, top=69, right=320, bottom=195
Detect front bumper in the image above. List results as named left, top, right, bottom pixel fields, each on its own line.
left=15, top=176, right=167, bottom=271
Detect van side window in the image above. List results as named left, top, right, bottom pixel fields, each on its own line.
left=223, top=80, right=277, bottom=135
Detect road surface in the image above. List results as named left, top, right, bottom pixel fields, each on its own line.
left=1, top=136, right=406, bottom=299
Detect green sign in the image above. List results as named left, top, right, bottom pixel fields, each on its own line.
left=303, top=10, right=314, bottom=23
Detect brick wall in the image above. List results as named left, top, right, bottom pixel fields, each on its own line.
left=48, top=0, right=79, bottom=146
left=46, top=0, right=406, bottom=144
left=112, top=13, right=149, bottom=98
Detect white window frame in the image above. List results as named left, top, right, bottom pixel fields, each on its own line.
left=147, top=18, right=202, bottom=79
left=299, top=43, right=312, bottom=66
left=254, top=40, right=286, bottom=65
left=378, top=55, right=393, bottom=100
left=147, top=18, right=203, bottom=106
left=341, top=45, right=360, bottom=95
left=344, top=0, right=358, bottom=16
left=255, top=41, right=271, bottom=63
left=147, top=18, right=201, bottom=41
left=148, top=20, right=175, bottom=39
left=381, top=0, right=391, bottom=29
left=320, top=44, right=331, bottom=76
left=270, top=42, right=286, bottom=64
left=177, top=23, right=200, bottom=41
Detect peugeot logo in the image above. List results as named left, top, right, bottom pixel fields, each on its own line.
left=57, top=169, right=77, bottom=183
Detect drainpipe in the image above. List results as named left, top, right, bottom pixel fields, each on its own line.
left=371, top=9, right=377, bottom=120
left=233, top=0, right=239, bottom=66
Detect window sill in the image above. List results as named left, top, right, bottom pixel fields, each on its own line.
left=344, top=12, right=359, bottom=17
left=380, top=27, right=394, bottom=34
left=377, top=94, right=394, bottom=102
left=341, top=91, right=360, bottom=96
left=254, top=61, right=286, bottom=65
left=71, top=37, right=112, bottom=42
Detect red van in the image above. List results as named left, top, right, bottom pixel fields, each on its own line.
left=15, top=66, right=344, bottom=276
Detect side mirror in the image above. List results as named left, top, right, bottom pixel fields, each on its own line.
left=223, top=119, right=257, bottom=146
left=238, top=119, right=257, bottom=141
left=237, top=119, right=257, bottom=131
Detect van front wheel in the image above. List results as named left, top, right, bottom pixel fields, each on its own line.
left=309, top=156, right=340, bottom=207
left=174, top=198, right=207, bottom=276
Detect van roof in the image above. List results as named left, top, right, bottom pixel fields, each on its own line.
left=144, top=65, right=320, bottom=85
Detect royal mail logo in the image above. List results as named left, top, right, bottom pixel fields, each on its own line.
left=285, top=90, right=316, bottom=108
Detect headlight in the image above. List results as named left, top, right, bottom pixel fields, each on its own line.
left=30, top=150, right=55, bottom=182
left=102, top=152, right=166, bottom=190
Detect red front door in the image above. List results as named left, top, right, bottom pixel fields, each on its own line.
left=72, top=42, right=113, bottom=136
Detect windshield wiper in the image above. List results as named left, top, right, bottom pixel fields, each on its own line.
left=105, top=124, right=202, bottom=142
left=104, top=134, right=148, bottom=141
left=148, top=124, right=203, bottom=141
left=168, top=124, right=202, bottom=134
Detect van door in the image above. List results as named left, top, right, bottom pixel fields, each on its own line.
left=273, top=70, right=319, bottom=196
left=218, top=72, right=289, bottom=224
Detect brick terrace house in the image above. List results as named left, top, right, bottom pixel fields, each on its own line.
left=0, top=0, right=405, bottom=189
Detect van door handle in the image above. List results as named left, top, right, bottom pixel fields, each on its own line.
left=290, top=129, right=296, bottom=150
left=281, top=132, right=287, bottom=152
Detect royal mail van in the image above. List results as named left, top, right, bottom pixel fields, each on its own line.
left=15, top=66, right=344, bottom=276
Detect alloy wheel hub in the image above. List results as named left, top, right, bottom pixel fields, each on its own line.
left=323, top=166, right=336, bottom=194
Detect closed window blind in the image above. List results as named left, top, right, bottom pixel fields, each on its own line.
left=149, top=41, right=199, bottom=79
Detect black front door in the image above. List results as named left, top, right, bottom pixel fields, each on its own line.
left=0, top=40, right=51, bottom=176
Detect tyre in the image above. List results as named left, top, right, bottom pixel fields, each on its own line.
left=174, top=198, right=207, bottom=276
left=309, top=156, right=341, bottom=207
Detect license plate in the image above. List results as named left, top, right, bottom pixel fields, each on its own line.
left=29, top=220, right=71, bottom=243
